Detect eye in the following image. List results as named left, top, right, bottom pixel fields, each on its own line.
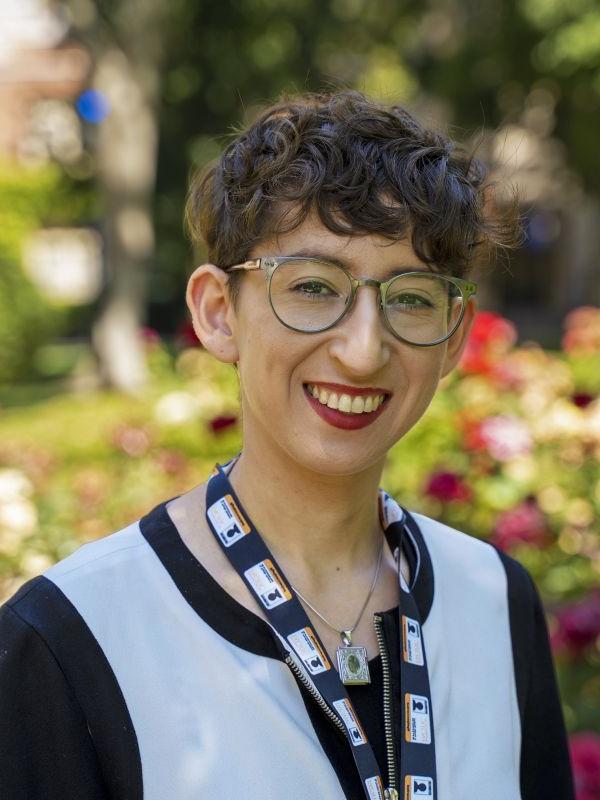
left=387, top=293, right=433, bottom=310
left=291, top=280, right=338, bottom=297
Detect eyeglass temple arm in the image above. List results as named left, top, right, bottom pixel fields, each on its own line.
left=226, top=259, right=261, bottom=272
left=458, top=279, right=477, bottom=297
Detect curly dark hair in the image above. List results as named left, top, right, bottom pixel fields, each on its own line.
left=185, top=90, right=520, bottom=306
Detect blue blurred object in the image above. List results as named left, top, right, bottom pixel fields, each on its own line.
left=523, top=210, right=561, bottom=253
left=76, top=90, right=110, bottom=124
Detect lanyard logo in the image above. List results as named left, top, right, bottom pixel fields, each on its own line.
left=333, top=698, right=368, bottom=746
left=207, top=495, right=250, bottom=546
left=365, top=775, right=385, bottom=799
left=402, top=615, right=424, bottom=666
left=404, top=775, right=434, bottom=798
left=404, top=694, right=431, bottom=744
left=287, top=627, right=331, bottom=674
left=244, top=559, right=292, bottom=608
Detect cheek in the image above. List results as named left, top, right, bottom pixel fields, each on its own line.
left=235, top=310, right=303, bottom=412
left=411, top=349, right=446, bottom=387
left=391, top=348, right=446, bottom=428
left=401, top=336, right=446, bottom=376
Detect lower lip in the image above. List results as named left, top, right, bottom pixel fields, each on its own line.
left=303, top=385, right=389, bottom=430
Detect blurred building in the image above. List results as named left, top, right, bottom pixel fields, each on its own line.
left=0, top=1, right=90, bottom=161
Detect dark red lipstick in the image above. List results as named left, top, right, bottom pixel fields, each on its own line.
left=303, top=383, right=391, bottom=431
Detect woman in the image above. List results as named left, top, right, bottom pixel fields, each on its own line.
left=0, top=91, right=574, bottom=799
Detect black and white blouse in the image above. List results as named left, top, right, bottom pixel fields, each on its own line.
left=0, top=499, right=575, bottom=799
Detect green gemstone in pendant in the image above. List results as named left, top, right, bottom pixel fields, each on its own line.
left=347, top=654, right=361, bottom=674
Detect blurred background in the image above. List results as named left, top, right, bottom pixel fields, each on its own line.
left=0, top=0, right=599, bottom=792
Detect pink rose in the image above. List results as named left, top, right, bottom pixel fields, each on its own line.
left=562, top=306, right=600, bottom=355
left=478, top=415, right=532, bottom=462
left=491, top=498, right=549, bottom=550
left=140, top=326, right=162, bottom=349
left=112, top=424, right=151, bottom=457
left=154, top=449, right=188, bottom=475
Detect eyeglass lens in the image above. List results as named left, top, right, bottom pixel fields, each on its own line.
left=269, top=260, right=465, bottom=345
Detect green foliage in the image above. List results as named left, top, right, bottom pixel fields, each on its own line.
left=0, top=164, right=94, bottom=383
left=140, top=0, right=600, bottom=335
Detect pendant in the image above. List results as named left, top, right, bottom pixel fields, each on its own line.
left=337, top=630, right=371, bottom=685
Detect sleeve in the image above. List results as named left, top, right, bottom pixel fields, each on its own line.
left=0, top=601, right=110, bottom=799
left=519, top=570, right=576, bottom=800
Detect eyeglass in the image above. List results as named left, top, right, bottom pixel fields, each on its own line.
left=226, top=256, right=478, bottom=347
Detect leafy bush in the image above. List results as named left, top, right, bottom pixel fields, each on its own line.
left=0, top=311, right=598, bottom=766
left=0, top=164, right=92, bottom=383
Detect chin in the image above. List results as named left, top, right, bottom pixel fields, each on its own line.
left=285, top=438, right=388, bottom=479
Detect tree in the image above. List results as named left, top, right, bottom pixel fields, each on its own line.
left=71, top=0, right=169, bottom=392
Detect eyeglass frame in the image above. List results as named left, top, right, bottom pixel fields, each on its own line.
left=225, top=255, right=478, bottom=347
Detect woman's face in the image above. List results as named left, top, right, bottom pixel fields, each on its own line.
left=225, top=215, right=476, bottom=478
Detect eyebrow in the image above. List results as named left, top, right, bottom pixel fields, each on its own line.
left=282, top=249, right=433, bottom=281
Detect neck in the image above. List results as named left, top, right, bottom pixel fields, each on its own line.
left=227, top=442, right=386, bottom=592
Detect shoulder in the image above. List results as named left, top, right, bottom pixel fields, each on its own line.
left=0, top=512, right=164, bottom=709
left=0, top=534, right=145, bottom=800
left=2, top=516, right=153, bottom=642
left=2, top=507, right=172, bottom=641
left=407, top=508, right=504, bottom=562
left=45, top=518, right=148, bottom=585
left=407, top=508, right=536, bottom=607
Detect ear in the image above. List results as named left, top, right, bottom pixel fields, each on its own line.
left=186, top=264, right=239, bottom=363
left=440, top=297, right=478, bottom=379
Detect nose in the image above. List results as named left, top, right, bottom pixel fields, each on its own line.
left=327, top=284, right=391, bottom=376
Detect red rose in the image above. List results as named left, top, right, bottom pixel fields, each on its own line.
left=208, top=414, right=238, bottom=434
left=551, top=591, right=600, bottom=658
left=175, top=321, right=201, bottom=349
left=459, top=311, right=518, bottom=376
left=424, top=471, right=472, bottom=502
left=569, top=731, right=600, bottom=800
left=467, top=311, right=518, bottom=346
left=462, top=418, right=488, bottom=452
left=572, top=393, right=595, bottom=409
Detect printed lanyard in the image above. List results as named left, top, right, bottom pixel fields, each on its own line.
left=205, top=456, right=437, bottom=800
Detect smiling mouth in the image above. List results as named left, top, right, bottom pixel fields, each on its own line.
left=304, top=383, right=389, bottom=415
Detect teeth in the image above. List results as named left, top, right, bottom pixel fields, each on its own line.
left=306, top=385, right=386, bottom=415
left=351, top=396, right=365, bottom=414
left=338, top=394, right=352, bottom=413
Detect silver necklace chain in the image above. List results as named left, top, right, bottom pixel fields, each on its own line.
left=290, top=537, right=385, bottom=645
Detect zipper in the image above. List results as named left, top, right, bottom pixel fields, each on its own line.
left=374, top=614, right=399, bottom=800
left=284, top=654, right=347, bottom=735
left=286, top=632, right=400, bottom=800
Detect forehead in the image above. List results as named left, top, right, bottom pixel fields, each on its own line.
left=249, top=212, right=430, bottom=276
